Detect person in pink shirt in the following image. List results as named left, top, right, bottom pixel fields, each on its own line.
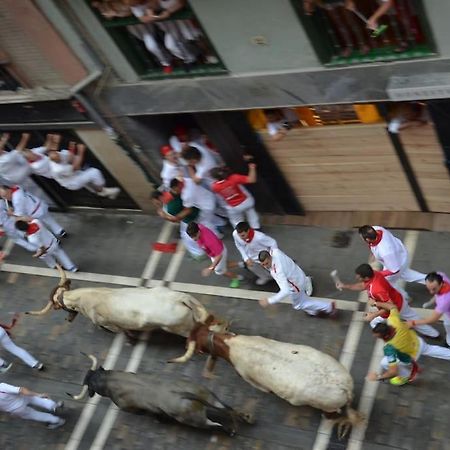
left=186, top=222, right=243, bottom=288
left=406, top=272, right=450, bottom=347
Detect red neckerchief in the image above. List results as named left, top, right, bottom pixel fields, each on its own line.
left=368, top=230, right=383, bottom=247
left=27, top=222, right=40, bottom=235
left=0, top=313, right=19, bottom=337
left=27, top=154, right=42, bottom=163
left=439, top=281, right=450, bottom=295
left=11, top=186, right=20, bottom=194
left=245, top=228, right=255, bottom=243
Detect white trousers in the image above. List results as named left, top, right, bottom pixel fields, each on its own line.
left=11, top=396, right=59, bottom=424
left=57, top=168, right=105, bottom=191
left=41, top=241, right=76, bottom=271
left=292, top=291, right=332, bottom=316
left=247, top=261, right=272, bottom=281
left=212, top=246, right=228, bottom=276
left=0, top=327, right=38, bottom=368
left=370, top=301, right=439, bottom=338
left=380, top=336, right=450, bottom=378
left=225, top=195, right=260, bottom=229
left=385, top=260, right=426, bottom=300
left=33, top=206, right=64, bottom=236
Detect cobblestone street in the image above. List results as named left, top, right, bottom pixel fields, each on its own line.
left=1, top=212, right=450, bottom=450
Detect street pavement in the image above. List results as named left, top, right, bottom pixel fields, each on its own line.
left=0, top=211, right=449, bottom=450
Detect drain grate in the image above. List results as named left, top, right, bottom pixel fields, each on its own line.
left=331, top=231, right=352, bottom=248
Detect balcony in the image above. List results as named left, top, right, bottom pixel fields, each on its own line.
left=293, top=0, right=436, bottom=66
left=88, top=1, right=227, bottom=80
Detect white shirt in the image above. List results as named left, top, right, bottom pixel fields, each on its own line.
left=28, top=147, right=52, bottom=178
left=26, top=219, right=57, bottom=251
left=0, top=150, right=31, bottom=184
left=233, top=229, right=278, bottom=262
left=0, top=382, right=25, bottom=413
left=369, top=226, right=408, bottom=274
left=160, top=160, right=183, bottom=188
left=268, top=248, right=307, bottom=304
left=181, top=178, right=215, bottom=211
left=0, top=200, right=25, bottom=239
left=10, top=187, right=46, bottom=218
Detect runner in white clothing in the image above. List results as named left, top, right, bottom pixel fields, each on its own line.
left=233, top=221, right=277, bottom=285
left=258, top=249, right=336, bottom=317
left=160, top=145, right=185, bottom=188
left=15, top=219, right=77, bottom=272
left=0, top=185, right=65, bottom=238
left=359, top=225, right=426, bottom=300
left=0, top=133, right=31, bottom=185
left=48, top=142, right=120, bottom=199
left=0, top=200, right=37, bottom=254
left=0, top=382, right=64, bottom=428
left=0, top=319, right=43, bottom=372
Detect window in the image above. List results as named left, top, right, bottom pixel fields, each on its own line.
left=89, top=1, right=226, bottom=79
left=292, top=0, right=436, bottom=66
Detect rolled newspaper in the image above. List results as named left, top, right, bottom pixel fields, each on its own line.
left=330, top=269, right=343, bottom=291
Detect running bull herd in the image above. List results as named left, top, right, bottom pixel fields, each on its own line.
left=26, top=265, right=363, bottom=438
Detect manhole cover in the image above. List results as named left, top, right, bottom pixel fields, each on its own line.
left=331, top=231, right=352, bottom=248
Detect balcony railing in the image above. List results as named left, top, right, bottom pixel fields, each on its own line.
left=293, top=0, right=436, bottom=66
left=88, top=1, right=227, bottom=80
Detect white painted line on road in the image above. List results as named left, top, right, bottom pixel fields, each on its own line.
left=65, top=333, right=126, bottom=450
left=141, top=222, right=174, bottom=281
left=160, top=241, right=186, bottom=283
left=1, top=263, right=141, bottom=286
left=90, top=333, right=149, bottom=450
left=170, top=281, right=359, bottom=311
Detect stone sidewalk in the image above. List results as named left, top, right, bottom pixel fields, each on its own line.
left=0, top=211, right=449, bottom=450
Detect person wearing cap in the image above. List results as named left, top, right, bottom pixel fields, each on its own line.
left=0, top=185, right=66, bottom=239
left=0, top=382, right=65, bottom=429
left=160, top=144, right=184, bottom=188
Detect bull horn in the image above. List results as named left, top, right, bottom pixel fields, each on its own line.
left=168, top=340, right=196, bottom=364
left=68, top=354, right=98, bottom=400
left=56, top=263, right=67, bottom=286
left=25, top=301, right=53, bottom=316
left=68, top=385, right=89, bottom=400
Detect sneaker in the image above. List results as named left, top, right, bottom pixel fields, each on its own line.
left=53, top=401, right=64, bottom=414
left=58, top=230, right=68, bottom=239
left=47, top=418, right=66, bottom=429
left=305, top=276, right=314, bottom=296
left=33, top=362, right=44, bottom=371
left=389, top=376, right=410, bottom=386
left=229, top=278, right=240, bottom=288
left=66, top=266, right=78, bottom=273
left=104, top=187, right=121, bottom=200
left=0, top=362, right=12, bottom=373
left=255, top=277, right=271, bottom=286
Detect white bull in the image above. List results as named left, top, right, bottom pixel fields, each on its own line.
left=26, top=266, right=224, bottom=337
left=171, top=325, right=364, bottom=437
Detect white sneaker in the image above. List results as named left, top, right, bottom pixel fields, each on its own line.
left=47, top=418, right=66, bottom=429
left=105, top=187, right=121, bottom=199
left=0, top=362, right=12, bottom=373
left=305, top=276, right=314, bottom=296
left=255, top=277, right=271, bottom=286
left=33, top=362, right=44, bottom=371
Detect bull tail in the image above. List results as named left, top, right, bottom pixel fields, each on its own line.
left=333, top=403, right=365, bottom=439
left=0, top=313, right=20, bottom=337
left=176, top=391, right=253, bottom=425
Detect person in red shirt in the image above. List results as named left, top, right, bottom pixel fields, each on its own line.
left=210, top=163, right=260, bottom=230
left=337, top=264, right=439, bottom=338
